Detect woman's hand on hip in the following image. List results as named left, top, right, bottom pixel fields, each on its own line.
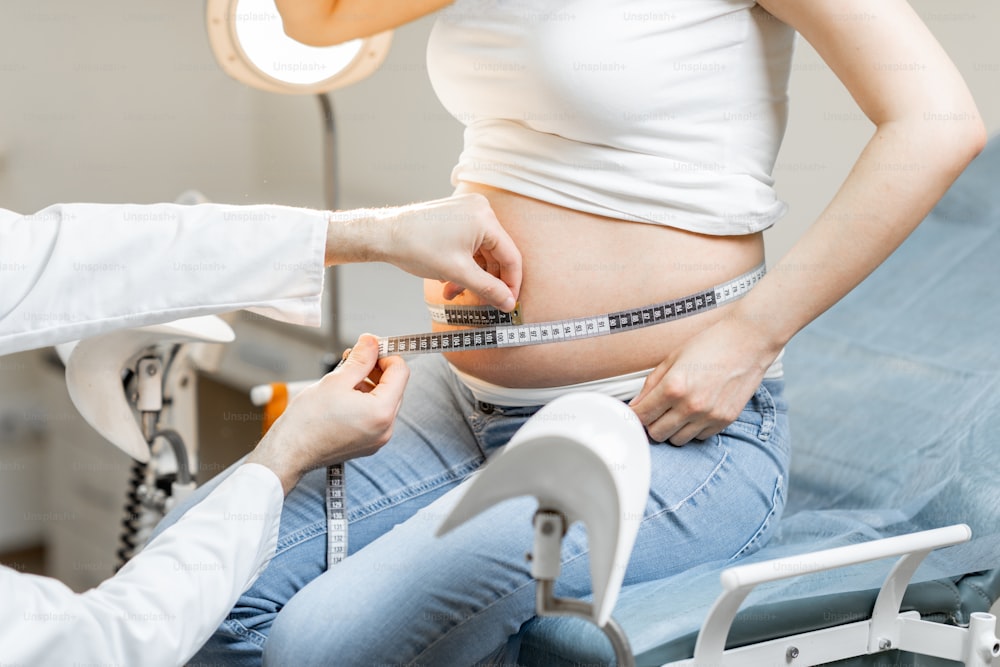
left=629, top=318, right=775, bottom=446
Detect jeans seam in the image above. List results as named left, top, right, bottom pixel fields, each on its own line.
left=757, top=384, right=776, bottom=441
left=728, top=473, right=784, bottom=562
left=351, top=458, right=483, bottom=521
left=645, top=445, right=730, bottom=517
left=276, top=522, right=326, bottom=555
left=728, top=383, right=778, bottom=441
left=222, top=616, right=267, bottom=649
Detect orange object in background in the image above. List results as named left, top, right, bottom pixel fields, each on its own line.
left=261, top=383, right=289, bottom=435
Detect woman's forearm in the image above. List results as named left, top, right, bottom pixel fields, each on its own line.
left=275, top=0, right=452, bottom=46
left=744, top=0, right=987, bottom=351
left=733, top=117, right=986, bottom=353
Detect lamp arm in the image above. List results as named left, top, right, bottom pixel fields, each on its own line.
left=316, top=92, right=346, bottom=351
left=317, top=92, right=338, bottom=211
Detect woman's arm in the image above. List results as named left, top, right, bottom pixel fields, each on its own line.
left=630, top=0, right=986, bottom=445
left=744, top=0, right=985, bottom=347
left=274, top=0, right=453, bottom=46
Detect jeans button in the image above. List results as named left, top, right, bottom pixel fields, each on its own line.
left=478, top=401, right=495, bottom=414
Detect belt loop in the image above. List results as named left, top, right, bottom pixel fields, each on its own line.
left=756, top=385, right=776, bottom=442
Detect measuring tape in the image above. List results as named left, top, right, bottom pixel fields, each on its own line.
left=326, top=463, right=347, bottom=568
left=325, top=262, right=765, bottom=569
left=376, top=262, right=765, bottom=357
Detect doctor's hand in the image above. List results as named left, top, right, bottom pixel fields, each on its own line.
left=246, top=335, right=407, bottom=495
left=326, top=193, right=522, bottom=312
left=629, top=318, right=777, bottom=446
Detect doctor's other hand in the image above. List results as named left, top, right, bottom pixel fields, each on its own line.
left=327, top=193, right=522, bottom=312
left=246, top=335, right=408, bottom=495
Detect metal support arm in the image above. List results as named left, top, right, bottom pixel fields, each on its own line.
left=531, top=511, right=636, bottom=667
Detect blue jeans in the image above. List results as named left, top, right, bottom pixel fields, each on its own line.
left=156, top=354, right=789, bottom=666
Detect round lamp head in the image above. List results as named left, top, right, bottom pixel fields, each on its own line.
left=206, top=0, right=392, bottom=94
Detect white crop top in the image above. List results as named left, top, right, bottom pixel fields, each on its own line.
left=427, top=0, right=796, bottom=235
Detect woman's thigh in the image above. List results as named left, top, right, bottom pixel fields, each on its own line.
left=260, top=379, right=790, bottom=667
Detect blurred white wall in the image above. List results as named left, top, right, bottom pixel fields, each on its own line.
left=0, top=0, right=997, bottom=550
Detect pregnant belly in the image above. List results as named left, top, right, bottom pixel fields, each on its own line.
left=423, top=183, right=765, bottom=388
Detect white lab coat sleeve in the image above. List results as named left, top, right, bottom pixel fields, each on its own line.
left=0, top=201, right=329, bottom=357
left=0, top=462, right=283, bottom=667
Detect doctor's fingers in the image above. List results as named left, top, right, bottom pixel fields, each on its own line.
left=330, top=335, right=382, bottom=386
left=329, top=337, right=409, bottom=400
left=476, top=222, right=522, bottom=302
left=367, top=355, right=409, bottom=403
left=443, top=252, right=519, bottom=312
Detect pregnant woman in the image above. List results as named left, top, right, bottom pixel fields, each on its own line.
left=174, top=1, right=984, bottom=664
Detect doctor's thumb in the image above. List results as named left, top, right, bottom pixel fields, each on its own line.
left=332, top=335, right=380, bottom=386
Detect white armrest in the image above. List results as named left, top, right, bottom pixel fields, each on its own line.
left=692, top=524, right=973, bottom=667
left=720, top=524, right=971, bottom=591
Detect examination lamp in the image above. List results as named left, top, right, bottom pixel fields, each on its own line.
left=206, top=0, right=391, bottom=95
left=206, top=0, right=392, bottom=348
left=206, top=0, right=391, bottom=210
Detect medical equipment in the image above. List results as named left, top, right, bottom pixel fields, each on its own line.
left=205, top=0, right=391, bottom=96
left=446, top=424, right=997, bottom=666
left=61, top=316, right=233, bottom=563
left=438, top=392, right=652, bottom=667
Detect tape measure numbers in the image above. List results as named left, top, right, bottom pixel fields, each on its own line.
left=326, top=462, right=347, bottom=567
left=324, top=262, right=765, bottom=570
left=377, top=262, right=765, bottom=357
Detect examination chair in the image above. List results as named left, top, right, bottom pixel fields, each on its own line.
left=505, top=136, right=1000, bottom=666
